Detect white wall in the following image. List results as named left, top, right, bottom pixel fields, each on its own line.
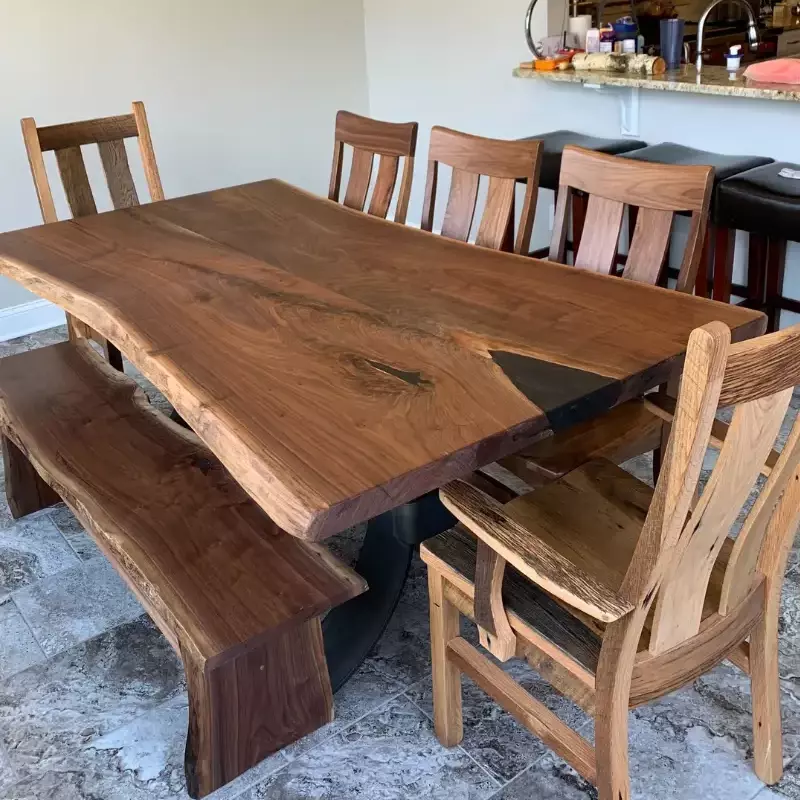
left=0, top=0, right=369, bottom=314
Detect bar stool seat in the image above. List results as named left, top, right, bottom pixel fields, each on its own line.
left=621, top=143, right=772, bottom=187
left=717, top=162, right=800, bottom=241
left=520, top=130, right=646, bottom=190
left=716, top=162, right=800, bottom=331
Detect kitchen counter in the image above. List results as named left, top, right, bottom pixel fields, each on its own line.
left=513, top=63, right=800, bottom=102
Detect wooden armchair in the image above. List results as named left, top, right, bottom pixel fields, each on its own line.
left=498, top=146, right=714, bottom=490
left=421, top=126, right=541, bottom=254
left=422, top=321, right=800, bottom=799
left=21, top=101, right=164, bottom=368
left=329, top=110, right=418, bottom=224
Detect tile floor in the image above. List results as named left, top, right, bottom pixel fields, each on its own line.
left=0, top=327, right=799, bottom=799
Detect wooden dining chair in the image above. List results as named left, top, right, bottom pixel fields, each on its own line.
left=422, top=320, right=800, bottom=799
left=421, top=127, right=542, bottom=255
left=329, top=110, right=418, bottom=224
left=21, top=101, right=165, bottom=369
left=494, top=146, right=715, bottom=490
left=550, top=145, right=713, bottom=290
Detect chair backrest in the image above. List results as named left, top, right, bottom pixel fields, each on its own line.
left=21, top=101, right=164, bottom=224
left=420, top=126, right=541, bottom=255
left=550, top=146, right=713, bottom=292
left=328, top=110, right=418, bottom=224
left=621, top=322, right=800, bottom=655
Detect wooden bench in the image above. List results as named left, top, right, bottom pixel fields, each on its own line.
left=0, top=340, right=366, bottom=798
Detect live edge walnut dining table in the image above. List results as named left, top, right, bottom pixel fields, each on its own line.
left=0, top=178, right=765, bottom=690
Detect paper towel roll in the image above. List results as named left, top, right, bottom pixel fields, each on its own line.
left=568, top=15, right=593, bottom=49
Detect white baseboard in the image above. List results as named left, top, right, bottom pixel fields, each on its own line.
left=0, top=299, right=66, bottom=342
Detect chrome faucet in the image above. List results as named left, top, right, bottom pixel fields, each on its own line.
left=696, top=0, right=759, bottom=72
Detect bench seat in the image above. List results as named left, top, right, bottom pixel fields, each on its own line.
left=0, top=340, right=366, bottom=798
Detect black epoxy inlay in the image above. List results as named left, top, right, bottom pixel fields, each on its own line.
left=365, top=359, right=431, bottom=387
left=490, top=350, right=624, bottom=432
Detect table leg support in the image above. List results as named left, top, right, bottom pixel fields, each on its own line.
left=183, top=619, right=333, bottom=799
left=323, top=491, right=457, bottom=692
left=2, top=434, right=60, bottom=518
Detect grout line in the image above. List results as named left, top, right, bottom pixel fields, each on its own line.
left=0, top=597, right=47, bottom=681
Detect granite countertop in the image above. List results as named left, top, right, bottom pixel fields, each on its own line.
left=513, top=63, right=800, bottom=102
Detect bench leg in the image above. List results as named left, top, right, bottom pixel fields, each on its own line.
left=2, top=435, right=60, bottom=518
left=183, top=618, right=333, bottom=799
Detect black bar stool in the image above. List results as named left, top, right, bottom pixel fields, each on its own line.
left=716, top=162, right=800, bottom=331
left=520, top=130, right=647, bottom=257
left=620, top=143, right=773, bottom=297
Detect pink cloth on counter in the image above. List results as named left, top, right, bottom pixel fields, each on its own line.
left=744, top=58, right=800, bottom=84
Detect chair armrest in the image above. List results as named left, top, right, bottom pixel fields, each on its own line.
left=439, top=479, right=635, bottom=624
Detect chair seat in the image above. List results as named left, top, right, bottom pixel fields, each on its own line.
left=621, top=142, right=772, bottom=185
left=716, top=162, right=800, bottom=242
left=422, top=459, right=733, bottom=673
left=498, top=398, right=663, bottom=488
left=518, top=130, right=646, bottom=190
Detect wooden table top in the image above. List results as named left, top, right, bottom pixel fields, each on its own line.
left=0, top=179, right=765, bottom=540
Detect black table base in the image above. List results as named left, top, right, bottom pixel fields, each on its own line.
left=322, top=491, right=456, bottom=692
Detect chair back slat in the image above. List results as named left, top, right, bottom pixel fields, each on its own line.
left=574, top=195, right=625, bottom=274
left=97, top=140, right=140, bottom=209
left=441, top=168, right=480, bottom=243
left=421, top=126, right=541, bottom=255
left=719, top=325, right=800, bottom=407
left=553, top=146, right=713, bottom=291
left=475, top=176, right=517, bottom=251
left=55, top=147, right=98, bottom=217
left=650, top=388, right=790, bottom=651
left=623, top=207, right=675, bottom=285
left=343, top=148, right=375, bottom=212
left=619, top=322, right=800, bottom=656
left=368, top=155, right=400, bottom=219
left=329, top=110, right=418, bottom=224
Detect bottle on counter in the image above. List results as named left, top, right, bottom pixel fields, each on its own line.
left=586, top=27, right=601, bottom=52
left=599, top=24, right=615, bottom=52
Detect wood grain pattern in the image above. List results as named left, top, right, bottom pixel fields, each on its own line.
left=0, top=180, right=764, bottom=541
left=0, top=340, right=365, bottom=797
left=440, top=479, right=635, bottom=623
left=328, top=110, right=417, bottom=223
left=422, top=126, right=541, bottom=255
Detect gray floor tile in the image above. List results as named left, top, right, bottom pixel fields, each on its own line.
left=0, top=598, right=45, bottom=681
left=765, top=752, right=800, bottom=798
left=47, top=505, right=101, bottom=562
left=363, top=555, right=433, bottom=687
left=0, top=515, right=80, bottom=600
left=13, top=556, right=144, bottom=657
left=240, top=695, right=499, bottom=800
left=495, top=703, right=765, bottom=800
left=408, top=659, right=589, bottom=783
left=0, top=326, right=67, bottom=360
left=0, top=615, right=183, bottom=786
left=282, top=657, right=408, bottom=759
left=0, top=740, right=17, bottom=796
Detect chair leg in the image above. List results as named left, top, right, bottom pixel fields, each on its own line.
left=751, top=603, right=783, bottom=785
left=594, top=694, right=631, bottom=800
left=746, top=232, right=768, bottom=310
left=428, top=570, right=463, bottom=747
left=712, top=226, right=736, bottom=303
left=765, top=237, right=788, bottom=333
